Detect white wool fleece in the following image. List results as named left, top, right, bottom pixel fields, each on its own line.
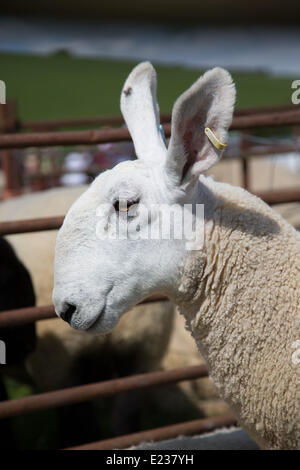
left=177, top=176, right=300, bottom=450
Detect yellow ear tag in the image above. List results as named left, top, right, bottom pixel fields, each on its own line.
left=205, top=127, right=227, bottom=151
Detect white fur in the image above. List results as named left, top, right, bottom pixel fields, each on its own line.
left=121, top=62, right=166, bottom=164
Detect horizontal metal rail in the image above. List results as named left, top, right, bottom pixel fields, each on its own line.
left=0, top=294, right=168, bottom=328
left=67, top=413, right=237, bottom=450
left=0, top=216, right=64, bottom=235
left=1, top=113, right=172, bottom=133
left=233, top=103, right=300, bottom=116
left=0, top=364, right=208, bottom=419
left=2, top=104, right=298, bottom=133
left=256, top=189, right=300, bottom=205
left=0, top=126, right=132, bottom=149
left=0, top=305, right=55, bottom=327
left=1, top=110, right=300, bottom=150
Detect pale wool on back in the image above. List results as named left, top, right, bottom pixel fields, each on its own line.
left=178, top=176, right=300, bottom=449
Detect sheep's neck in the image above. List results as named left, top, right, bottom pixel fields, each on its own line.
left=176, top=179, right=300, bottom=449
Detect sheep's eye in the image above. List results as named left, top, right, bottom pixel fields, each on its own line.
left=113, top=199, right=139, bottom=213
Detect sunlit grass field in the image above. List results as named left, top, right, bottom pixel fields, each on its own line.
left=0, top=51, right=295, bottom=121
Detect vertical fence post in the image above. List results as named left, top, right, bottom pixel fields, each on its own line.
left=241, top=131, right=250, bottom=190
left=0, top=99, right=23, bottom=199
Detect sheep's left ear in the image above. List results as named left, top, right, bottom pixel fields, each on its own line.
left=165, top=68, right=235, bottom=187
left=121, top=62, right=167, bottom=165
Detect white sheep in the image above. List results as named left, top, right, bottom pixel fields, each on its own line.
left=0, top=186, right=174, bottom=443
left=0, top=186, right=228, bottom=427
left=0, top=186, right=173, bottom=372
left=53, top=62, right=300, bottom=450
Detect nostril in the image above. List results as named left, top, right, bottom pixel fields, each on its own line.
left=60, top=303, right=77, bottom=324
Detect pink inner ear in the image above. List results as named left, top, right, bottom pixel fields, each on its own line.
left=182, top=126, right=195, bottom=179
left=182, top=117, right=205, bottom=179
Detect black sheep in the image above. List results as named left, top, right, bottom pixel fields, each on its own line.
left=0, top=237, right=36, bottom=448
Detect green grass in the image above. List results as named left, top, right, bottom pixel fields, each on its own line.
left=0, top=52, right=296, bottom=122
left=3, top=375, right=59, bottom=449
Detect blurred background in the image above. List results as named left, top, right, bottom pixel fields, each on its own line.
left=0, top=0, right=299, bottom=450
left=1, top=0, right=300, bottom=193
left=1, top=1, right=300, bottom=118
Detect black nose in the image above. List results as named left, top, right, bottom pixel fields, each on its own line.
left=60, top=303, right=77, bottom=324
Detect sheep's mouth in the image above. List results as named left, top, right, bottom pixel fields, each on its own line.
left=84, top=306, right=106, bottom=333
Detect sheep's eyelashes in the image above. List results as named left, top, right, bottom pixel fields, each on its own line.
left=113, top=199, right=139, bottom=213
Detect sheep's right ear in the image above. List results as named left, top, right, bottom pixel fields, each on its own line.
left=120, top=62, right=167, bottom=165
left=165, top=68, right=235, bottom=187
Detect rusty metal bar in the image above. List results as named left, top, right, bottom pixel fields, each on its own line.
left=0, top=100, right=23, bottom=198
left=0, top=216, right=64, bottom=235
left=5, top=104, right=299, bottom=133
left=0, top=294, right=168, bottom=328
left=1, top=110, right=300, bottom=150
left=234, top=103, right=300, bottom=116
left=67, top=413, right=237, bottom=450
left=242, top=159, right=250, bottom=189
left=0, top=305, right=55, bottom=327
left=240, top=132, right=250, bottom=189
left=0, top=126, right=132, bottom=149
left=256, top=189, right=300, bottom=205
left=0, top=147, right=15, bottom=198
left=231, top=109, right=300, bottom=130
left=9, top=113, right=172, bottom=132
left=21, top=115, right=125, bottom=131
left=0, top=99, right=17, bottom=133
left=0, top=364, right=208, bottom=419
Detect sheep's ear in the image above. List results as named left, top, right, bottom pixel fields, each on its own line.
left=165, top=68, right=235, bottom=187
left=120, top=62, right=167, bottom=165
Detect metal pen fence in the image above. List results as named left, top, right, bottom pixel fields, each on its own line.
left=1, top=102, right=300, bottom=197
left=0, top=103, right=299, bottom=449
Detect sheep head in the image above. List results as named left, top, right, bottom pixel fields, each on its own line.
left=53, top=62, right=235, bottom=334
